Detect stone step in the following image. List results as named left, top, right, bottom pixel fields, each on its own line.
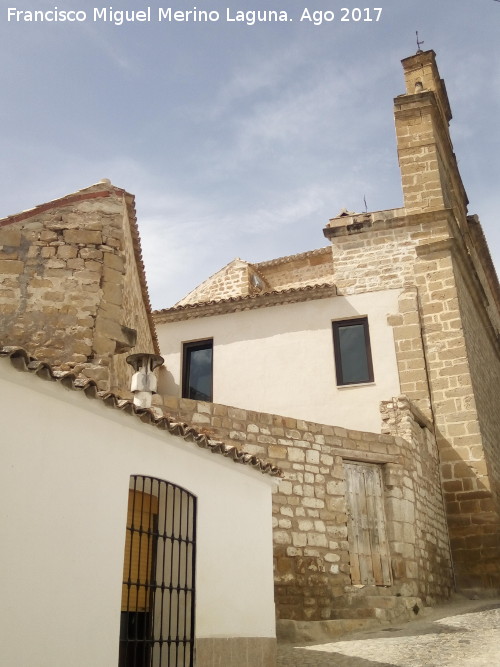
left=329, top=596, right=423, bottom=622
left=339, top=595, right=400, bottom=609
left=276, top=617, right=383, bottom=643
left=277, top=596, right=427, bottom=642
left=329, top=606, right=393, bottom=621
left=343, top=585, right=396, bottom=597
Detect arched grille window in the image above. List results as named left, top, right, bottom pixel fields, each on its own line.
left=119, top=475, right=197, bottom=666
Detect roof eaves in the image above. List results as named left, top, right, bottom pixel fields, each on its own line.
left=0, top=346, right=282, bottom=478
left=154, top=282, right=337, bottom=321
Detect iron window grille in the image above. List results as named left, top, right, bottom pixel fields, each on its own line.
left=332, top=317, right=374, bottom=386
left=119, top=475, right=197, bottom=667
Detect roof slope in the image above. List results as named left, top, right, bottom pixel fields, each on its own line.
left=162, top=246, right=335, bottom=316
left=0, top=345, right=282, bottom=478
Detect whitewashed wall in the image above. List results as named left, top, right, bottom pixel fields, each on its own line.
left=157, top=290, right=402, bottom=433
left=0, top=361, right=277, bottom=667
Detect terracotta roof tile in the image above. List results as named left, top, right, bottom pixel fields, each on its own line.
left=0, top=346, right=282, bottom=478
left=154, top=282, right=337, bottom=321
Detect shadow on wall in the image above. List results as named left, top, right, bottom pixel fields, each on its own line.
left=435, top=424, right=500, bottom=591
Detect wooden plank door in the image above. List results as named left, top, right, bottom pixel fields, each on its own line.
left=344, top=462, right=392, bottom=586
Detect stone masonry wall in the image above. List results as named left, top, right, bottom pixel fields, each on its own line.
left=108, top=199, right=157, bottom=395
left=388, top=286, right=432, bottom=419
left=255, top=247, right=333, bottom=292
left=175, top=248, right=335, bottom=309
left=175, top=259, right=252, bottom=306
left=160, top=391, right=453, bottom=620
left=0, top=184, right=156, bottom=394
left=380, top=396, right=453, bottom=600
left=326, top=211, right=500, bottom=589
left=445, top=254, right=500, bottom=588
left=386, top=49, right=500, bottom=589
left=414, top=242, right=500, bottom=590
left=326, top=210, right=450, bottom=295
left=396, top=51, right=468, bottom=223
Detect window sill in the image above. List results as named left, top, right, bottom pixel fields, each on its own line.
left=336, top=382, right=376, bottom=390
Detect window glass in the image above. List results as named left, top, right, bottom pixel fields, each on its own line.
left=183, top=340, right=213, bottom=401
left=333, top=318, right=373, bottom=385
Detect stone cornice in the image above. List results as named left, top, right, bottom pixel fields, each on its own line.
left=323, top=207, right=449, bottom=240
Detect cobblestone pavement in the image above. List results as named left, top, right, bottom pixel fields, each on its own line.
left=277, top=598, right=500, bottom=666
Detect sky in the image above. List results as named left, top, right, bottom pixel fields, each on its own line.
left=1, top=0, right=499, bottom=309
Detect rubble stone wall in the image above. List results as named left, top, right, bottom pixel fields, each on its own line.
left=175, top=248, right=335, bottom=308
left=160, top=391, right=453, bottom=620
left=175, top=260, right=251, bottom=306
left=0, top=185, right=155, bottom=394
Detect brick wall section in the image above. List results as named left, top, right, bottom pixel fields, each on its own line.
left=0, top=184, right=156, bottom=394
left=160, top=392, right=453, bottom=620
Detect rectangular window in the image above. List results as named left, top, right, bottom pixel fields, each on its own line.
left=332, top=317, right=374, bottom=386
left=182, top=339, right=213, bottom=401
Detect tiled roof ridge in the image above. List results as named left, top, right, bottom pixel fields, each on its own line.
left=154, top=282, right=336, bottom=317
left=0, top=182, right=159, bottom=354
left=0, top=346, right=282, bottom=478
left=253, top=246, right=331, bottom=269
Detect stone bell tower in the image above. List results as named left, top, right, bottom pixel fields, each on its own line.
left=394, top=49, right=468, bottom=221
left=324, top=49, right=500, bottom=591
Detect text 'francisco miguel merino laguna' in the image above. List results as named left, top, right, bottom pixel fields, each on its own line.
left=7, top=6, right=383, bottom=25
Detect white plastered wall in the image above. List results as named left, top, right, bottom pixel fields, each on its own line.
left=157, top=290, right=402, bottom=433
left=0, top=361, right=277, bottom=667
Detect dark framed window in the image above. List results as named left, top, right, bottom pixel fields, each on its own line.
left=332, top=317, right=374, bottom=386
left=182, top=339, right=213, bottom=401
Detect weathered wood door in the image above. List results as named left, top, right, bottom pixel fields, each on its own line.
left=344, top=462, right=392, bottom=585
